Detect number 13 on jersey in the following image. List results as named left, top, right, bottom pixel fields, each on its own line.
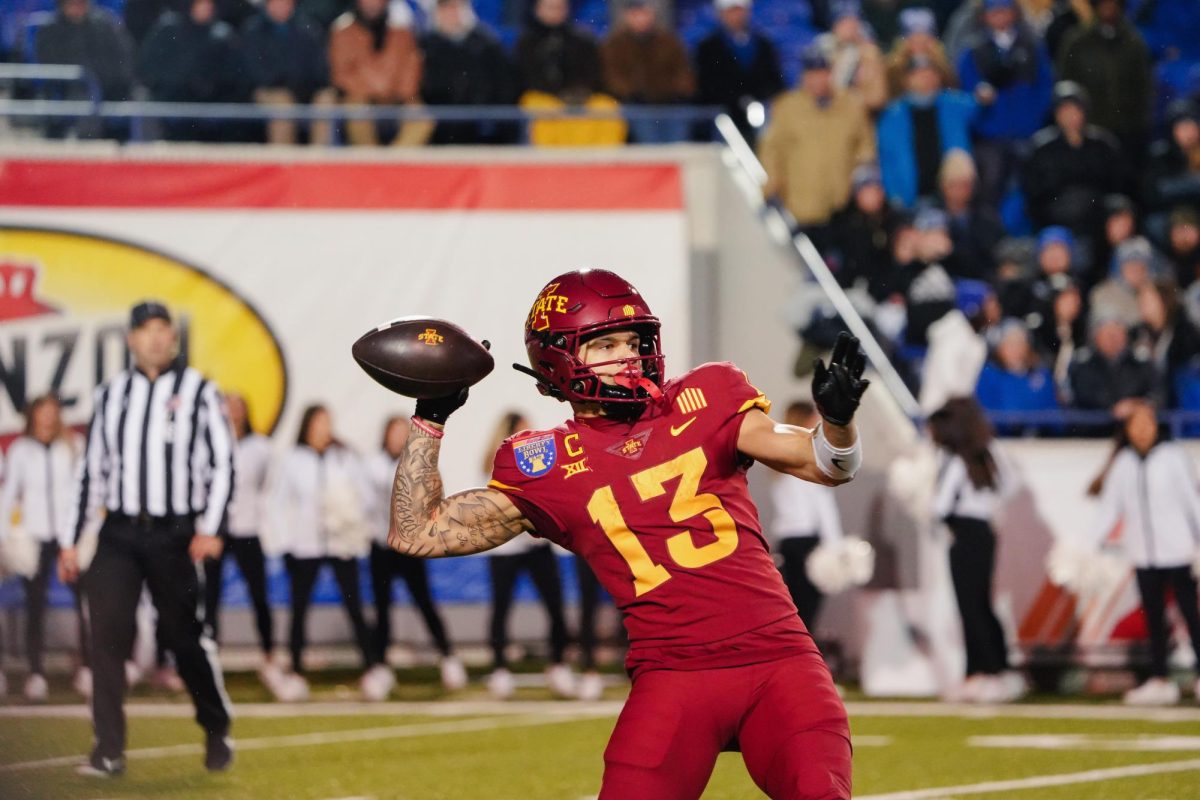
left=586, top=447, right=738, bottom=596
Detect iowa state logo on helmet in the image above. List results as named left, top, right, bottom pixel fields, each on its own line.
left=526, top=282, right=569, bottom=333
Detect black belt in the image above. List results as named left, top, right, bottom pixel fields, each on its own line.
left=109, top=511, right=195, bottom=528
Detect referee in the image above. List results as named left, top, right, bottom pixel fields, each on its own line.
left=58, top=301, right=235, bottom=776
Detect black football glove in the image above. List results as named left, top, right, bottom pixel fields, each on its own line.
left=415, top=388, right=469, bottom=426
left=812, top=332, right=870, bottom=426
left=413, top=340, right=489, bottom=426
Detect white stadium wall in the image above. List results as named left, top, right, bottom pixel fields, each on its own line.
left=1, top=144, right=1189, bottom=674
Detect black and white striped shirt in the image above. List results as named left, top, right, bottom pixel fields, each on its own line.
left=65, top=365, right=235, bottom=545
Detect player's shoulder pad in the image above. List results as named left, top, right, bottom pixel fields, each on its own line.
left=490, top=424, right=569, bottom=489
left=666, top=362, right=771, bottom=416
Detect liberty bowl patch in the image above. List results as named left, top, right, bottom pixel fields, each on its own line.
left=513, top=434, right=557, bottom=478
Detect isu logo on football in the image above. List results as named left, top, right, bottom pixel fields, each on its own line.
left=417, top=328, right=444, bottom=346
left=0, top=227, right=287, bottom=445
left=527, top=282, right=569, bottom=332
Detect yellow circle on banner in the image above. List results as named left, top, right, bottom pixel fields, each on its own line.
left=0, top=226, right=287, bottom=434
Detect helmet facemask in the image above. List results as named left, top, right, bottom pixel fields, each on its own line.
left=531, top=322, right=664, bottom=420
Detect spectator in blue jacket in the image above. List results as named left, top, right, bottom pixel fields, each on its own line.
left=977, top=318, right=1060, bottom=433
left=878, top=53, right=976, bottom=208
left=956, top=0, right=1053, bottom=209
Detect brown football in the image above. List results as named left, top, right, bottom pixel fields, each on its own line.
left=352, top=316, right=494, bottom=398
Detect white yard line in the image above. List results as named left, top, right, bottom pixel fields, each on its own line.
left=969, top=733, right=1200, bottom=751
left=853, top=736, right=894, bottom=747
left=855, top=757, right=1200, bottom=800
left=0, top=710, right=613, bottom=774
left=0, top=699, right=626, bottom=719
left=844, top=701, right=1200, bottom=722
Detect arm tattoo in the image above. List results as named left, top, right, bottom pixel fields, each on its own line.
left=389, top=427, right=529, bottom=557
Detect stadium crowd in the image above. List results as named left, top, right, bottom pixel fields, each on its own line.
left=7, top=0, right=1200, bottom=422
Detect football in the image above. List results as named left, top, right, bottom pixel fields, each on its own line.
left=352, top=316, right=494, bottom=398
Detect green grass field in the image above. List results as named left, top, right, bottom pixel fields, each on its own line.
left=3, top=670, right=1200, bottom=799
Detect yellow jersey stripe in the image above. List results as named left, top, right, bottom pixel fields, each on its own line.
left=487, top=479, right=523, bottom=493
left=737, top=395, right=772, bottom=415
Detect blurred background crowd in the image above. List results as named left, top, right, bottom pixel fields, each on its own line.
left=9, top=0, right=1197, bottom=427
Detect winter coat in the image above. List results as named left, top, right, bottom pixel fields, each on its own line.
left=1056, top=19, right=1152, bottom=143
left=1067, top=348, right=1158, bottom=409
left=35, top=8, right=135, bottom=100
left=759, top=89, right=877, bottom=226
left=693, top=27, right=784, bottom=142
left=1088, top=442, right=1200, bottom=569
left=1143, top=139, right=1200, bottom=215
left=421, top=25, right=517, bottom=144
left=240, top=12, right=330, bottom=102
left=1020, top=124, right=1127, bottom=233
left=601, top=26, right=695, bottom=103
left=138, top=13, right=253, bottom=103
left=877, top=91, right=976, bottom=208
left=956, top=28, right=1054, bottom=141
left=515, top=19, right=603, bottom=99
left=329, top=12, right=422, bottom=103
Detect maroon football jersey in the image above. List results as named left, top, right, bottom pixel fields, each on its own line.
left=490, top=362, right=817, bottom=676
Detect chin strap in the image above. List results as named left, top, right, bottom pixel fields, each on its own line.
left=613, top=371, right=663, bottom=400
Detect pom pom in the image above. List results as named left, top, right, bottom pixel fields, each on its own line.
left=805, top=537, right=876, bottom=595
left=1045, top=540, right=1126, bottom=599
left=322, top=478, right=371, bottom=559
left=1, top=525, right=39, bottom=579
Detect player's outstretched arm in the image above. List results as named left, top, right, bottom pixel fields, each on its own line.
left=737, top=332, right=869, bottom=486
left=389, top=392, right=532, bottom=558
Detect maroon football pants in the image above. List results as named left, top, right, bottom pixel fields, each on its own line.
left=599, top=650, right=852, bottom=799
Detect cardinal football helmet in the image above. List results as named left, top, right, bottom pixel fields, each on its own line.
left=521, top=269, right=664, bottom=417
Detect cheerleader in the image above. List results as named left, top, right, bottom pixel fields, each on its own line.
left=269, top=404, right=376, bottom=700
left=203, top=394, right=279, bottom=687
left=1079, top=401, right=1200, bottom=706
left=364, top=416, right=465, bottom=694
left=929, top=397, right=1023, bottom=703
left=0, top=395, right=87, bottom=701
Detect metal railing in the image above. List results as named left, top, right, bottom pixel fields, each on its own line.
left=985, top=409, right=1200, bottom=439
left=0, top=91, right=725, bottom=143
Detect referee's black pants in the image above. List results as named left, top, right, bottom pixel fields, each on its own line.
left=84, top=514, right=230, bottom=760
left=1134, top=566, right=1200, bottom=678
left=203, top=534, right=274, bottom=657
left=488, top=545, right=569, bottom=669
left=945, top=515, right=1009, bottom=676
left=369, top=543, right=451, bottom=663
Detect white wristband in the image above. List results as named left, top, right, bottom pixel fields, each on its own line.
left=812, top=422, right=862, bottom=480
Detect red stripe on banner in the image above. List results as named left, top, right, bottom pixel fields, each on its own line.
left=0, top=160, right=683, bottom=210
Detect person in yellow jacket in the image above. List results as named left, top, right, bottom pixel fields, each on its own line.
left=759, top=44, right=877, bottom=238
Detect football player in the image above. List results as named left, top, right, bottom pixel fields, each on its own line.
left=389, top=270, right=867, bottom=800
